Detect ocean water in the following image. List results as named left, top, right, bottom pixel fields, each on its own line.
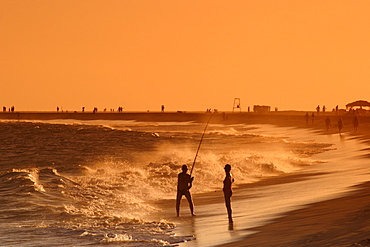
left=0, top=119, right=361, bottom=246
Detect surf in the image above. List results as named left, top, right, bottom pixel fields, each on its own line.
left=0, top=120, right=334, bottom=246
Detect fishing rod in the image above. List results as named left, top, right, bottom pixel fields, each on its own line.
left=190, top=113, right=214, bottom=176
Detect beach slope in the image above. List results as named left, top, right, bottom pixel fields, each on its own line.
left=219, top=181, right=370, bottom=247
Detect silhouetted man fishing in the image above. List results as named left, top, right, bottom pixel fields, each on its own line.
left=176, top=165, right=195, bottom=217
left=176, top=113, right=213, bottom=217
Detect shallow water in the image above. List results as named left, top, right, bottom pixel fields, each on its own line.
left=175, top=126, right=370, bottom=247
left=0, top=120, right=357, bottom=246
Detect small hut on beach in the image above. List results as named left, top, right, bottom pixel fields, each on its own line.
left=253, top=105, right=271, bottom=113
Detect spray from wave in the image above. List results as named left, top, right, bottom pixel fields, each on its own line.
left=0, top=120, right=332, bottom=246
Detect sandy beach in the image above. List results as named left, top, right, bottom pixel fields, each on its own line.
left=219, top=180, right=370, bottom=247
left=149, top=111, right=370, bottom=247
left=2, top=111, right=370, bottom=246
left=216, top=113, right=370, bottom=247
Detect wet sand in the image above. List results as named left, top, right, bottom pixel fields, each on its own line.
left=150, top=112, right=370, bottom=247
left=219, top=181, right=370, bottom=247
left=3, top=111, right=370, bottom=246
left=216, top=113, right=370, bottom=247
left=161, top=178, right=370, bottom=247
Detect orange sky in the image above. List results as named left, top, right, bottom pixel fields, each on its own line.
left=1, top=1, right=370, bottom=112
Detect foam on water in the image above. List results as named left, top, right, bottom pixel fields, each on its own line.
left=175, top=126, right=370, bottom=247
left=0, top=120, right=332, bottom=246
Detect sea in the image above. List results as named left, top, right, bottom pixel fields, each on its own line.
left=1, top=119, right=369, bottom=246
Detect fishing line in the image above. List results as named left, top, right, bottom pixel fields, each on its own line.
left=190, top=112, right=214, bottom=176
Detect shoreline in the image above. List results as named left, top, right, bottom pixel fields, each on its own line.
left=1, top=111, right=369, bottom=131
left=218, top=181, right=370, bottom=247
left=135, top=112, right=370, bottom=246
left=4, top=111, right=370, bottom=246
left=214, top=117, right=370, bottom=246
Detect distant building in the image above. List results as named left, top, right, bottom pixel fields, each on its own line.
left=253, top=105, right=271, bottom=113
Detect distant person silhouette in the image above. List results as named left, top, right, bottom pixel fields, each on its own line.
left=337, top=118, right=343, bottom=135
left=353, top=116, right=359, bottom=132
left=161, top=105, right=165, bottom=112
left=316, top=105, right=320, bottom=114
left=223, top=164, right=234, bottom=223
left=176, top=165, right=194, bottom=217
left=305, top=113, right=309, bottom=125
left=311, top=113, right=315, bottom=124
left=325, top=117, right=331, bottom=131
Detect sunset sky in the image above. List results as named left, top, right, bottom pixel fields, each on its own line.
left=1, top=1, right=370, bottom=112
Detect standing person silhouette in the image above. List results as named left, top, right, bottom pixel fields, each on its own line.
left=176, top=165, right=195, bottom=217
left=353, top=115, right=359, bottom=132
left=337, top=118, right=343, bottom=135
left=304, top=113, right=309, bottom=125
left=311, top=112, right=315, bottom=124
left=223, top=164, right=234, bottom=223
left=325, top=117, right=331, bottom=131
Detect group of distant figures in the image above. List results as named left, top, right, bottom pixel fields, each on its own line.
left=324, top=115, right=359, bottom=134
left=316, top=105, right=340, bottom=114
left=316, top=105, right=363, bottom=115
left=305, top=112, right=359, bottom=134
left=176, top=164, right=234, bottom=224
left=55, top=106, right=125, bottom=113
left=205, top=108, right=219, bottom=113
left=2, top=106, right=15, bottom=113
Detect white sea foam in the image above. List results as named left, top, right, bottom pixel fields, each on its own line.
left=0, top=120, right=334, bottom=246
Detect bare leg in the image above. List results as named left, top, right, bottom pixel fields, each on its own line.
left=176, top=192, right=182, bottom=217
left=224, top=192, right=233, bottom=222
left=184, top=192, right=195, bottom=216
